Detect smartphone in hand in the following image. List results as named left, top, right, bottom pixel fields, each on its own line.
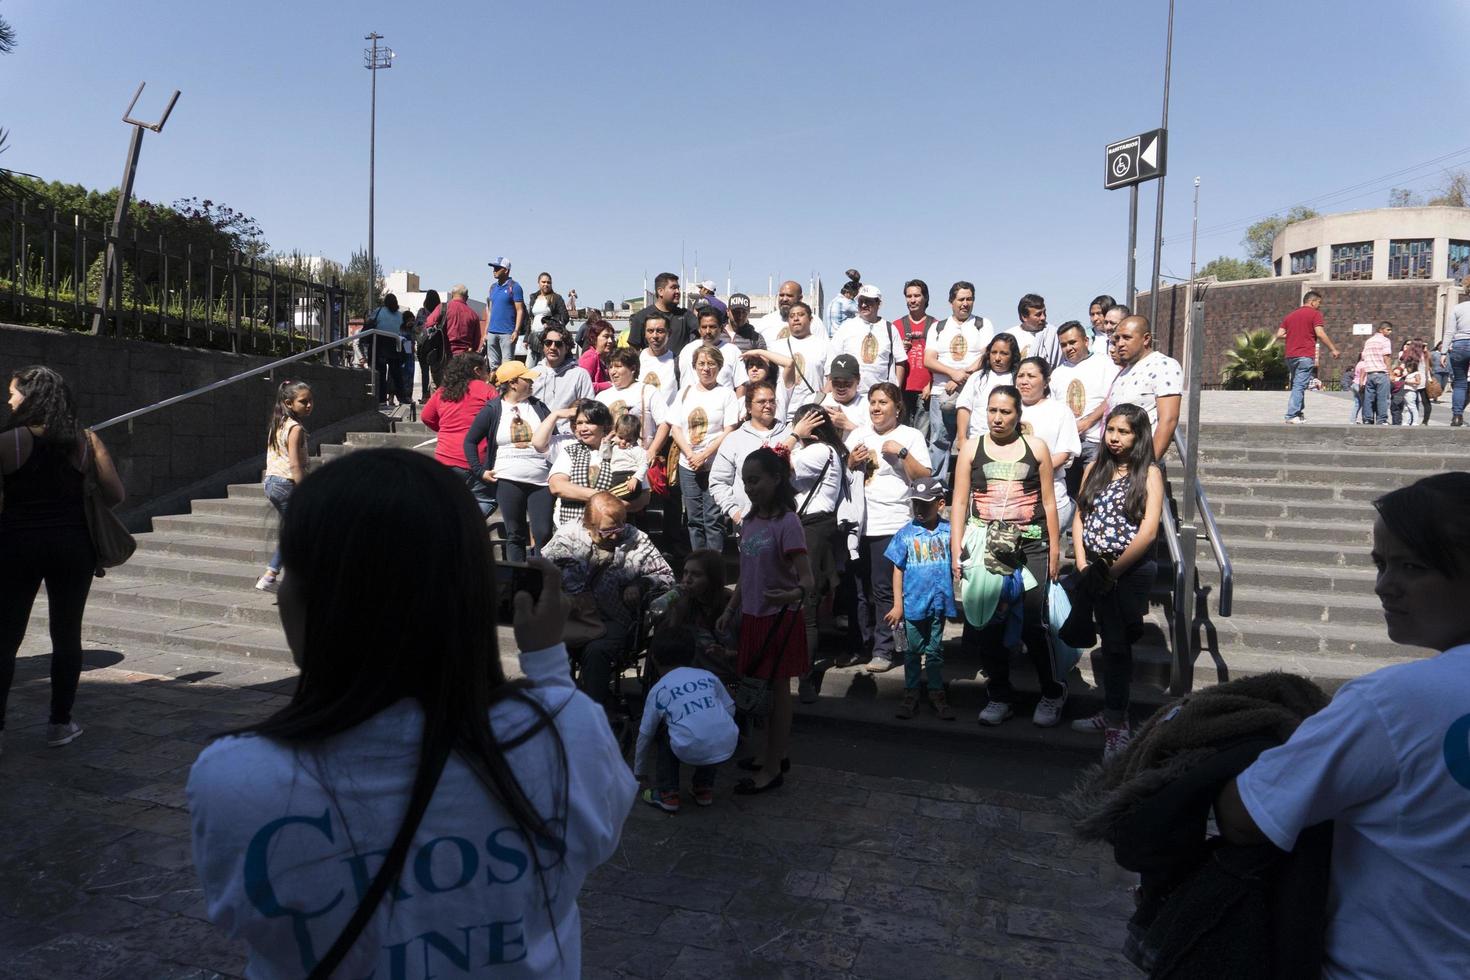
left=498, top=560, right=544, bottom=604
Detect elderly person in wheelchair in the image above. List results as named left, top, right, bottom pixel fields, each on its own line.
left=541, top=491, right=674, bottom=703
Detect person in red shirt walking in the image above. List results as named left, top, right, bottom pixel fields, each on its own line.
left=1275, top=290, right=1340, bottom=424
left=423, top=284, right=484, bottom=357
left=895, top=279, right=936, bottom=438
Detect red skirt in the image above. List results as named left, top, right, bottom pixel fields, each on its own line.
left=737, top=608, right=809, bottom=680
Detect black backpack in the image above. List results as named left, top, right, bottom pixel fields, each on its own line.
left=419, top=307, right=447, bottom=368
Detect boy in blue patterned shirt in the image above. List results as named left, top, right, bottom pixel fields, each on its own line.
left=884, top=478, right=958, bottom=720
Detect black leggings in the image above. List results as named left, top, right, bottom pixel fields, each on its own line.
left=971, top=536, right=1064, bottom=702
left=0, top=525, right=95, bottom=729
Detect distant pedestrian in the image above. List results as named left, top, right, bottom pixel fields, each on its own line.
left=670, top=346, right=740, bottom=552
left=1349, top=357, right=1366, bottom=424
left=1430, top=344, right=1450, bottom=402
left=884, top=478, right=957, bottom=721
left=1070, top=404, right=1164, bottom=759
left=1, top=367, right=126, bottom=753
left=1275, top=290, right=1340, bottom=424
left=463, top=363, right=559, bottom=563
left=255, top=381, right=313, bottom=594
left=1451, top=277, right=1470, bottom=426
left=578, top=320, right=616, bottom=394
left=826, top=269, right=861, bottom=335
left=1360, top=321, right=1394, bottom=425
left=424, top=284, right=483, bottom=358
left=695, top=280, right=727, bottom=319
left=366, top=293, right=406, bottom=407
left=953, top=333, right=1020, bottom=457
left=415, top=289, right=446, bottom=399
left=420, top=353, right=498, bottom=517
left=484, top=257, right=525, bottom=371
left=716, top=447, right=815, bottom=795
left=531, top=322, right=596, bottom=425
left=398, top=310, right=419, bottom=405
left=523, top=272, right=571, bottom=368
left=1052, top=321, right=1120, bottom=500
left=722, top=293, right=765, bottom=356
left=633, top=627, right=738, bottom=813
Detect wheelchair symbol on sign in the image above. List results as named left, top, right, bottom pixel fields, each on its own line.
left=1112, top=154, right=1132, bottom=179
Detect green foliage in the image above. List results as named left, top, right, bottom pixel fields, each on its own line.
left=1221, top=329, right=1288, bottom=389
left=341, top=248, right=384, bottom=320
left=1388, top=172, right=1468, bottom=209
left=1242, top=206, right=1319, bottom=262
left=85, top=252, right=136, bottom=305
left=1199, top=256, right=1271, bottom=281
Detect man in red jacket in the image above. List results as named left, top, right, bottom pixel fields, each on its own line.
left=425, top=284, right=484, bottom=356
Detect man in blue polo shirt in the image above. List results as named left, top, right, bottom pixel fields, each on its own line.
left=484, top=256, right=526, bottom=371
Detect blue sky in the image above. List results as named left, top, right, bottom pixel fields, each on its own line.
left=2, top=0, right=1465, bottom=322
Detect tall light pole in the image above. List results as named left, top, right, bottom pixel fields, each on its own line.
left=1147, top=0, right=1175, bottom=331
left=364, top=32, right=393, bottom=317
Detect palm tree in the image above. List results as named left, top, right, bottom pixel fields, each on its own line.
left=0, top=10, right=14, bottom=157
left=1221, top=329, right=1288, bottom=390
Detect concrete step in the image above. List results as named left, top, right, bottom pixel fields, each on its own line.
left=1198, top=477, right=1384, bottom=505
left=190, top=496, right=278, bottom=519
left=1212, top=515, right=1373, bottom=547
left=31, top=601, right=294, bottom=665
left=1186, top=610, right=1418, bottom=661
left=1197, top=422, right=1461, bottom=449
left=86, top=578, right=285, bottom=629
left=1196, top=460, right=1425, bottom=488
left=344, top=430, right=440, bottom=450
left=1197, top=443, right=1460, bottom=472
left=107, top=552, right=266, bottom=591
left=1204, top=495, right=1377, bottom=524
left=136, top=529, right=275, bottom=563
left=1201, top=558, right=1377, bottom=598
left=1185, top=646, right=1419, bottom=696
left=152, top=512, right=280, bottom=544
left=1205, top=537, right=1371, bottom=568
left=1225, top=587, right=1386, bottom=628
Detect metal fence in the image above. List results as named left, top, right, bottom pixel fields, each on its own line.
left=0, top=191, right=347, bottom=357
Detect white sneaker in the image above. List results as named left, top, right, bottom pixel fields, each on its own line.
left=1032, top=692, right=1067, bottom=728
left=1285, top=417, right=1305, bottom=425
left=1104, top=726, right=1132, bottom=760
left=1071, top=711, right=1108, bottom=733
left=47, top=721, right=83, bottom=747
left=255, top=571, right=280, bottom=593
left=978, top=701, right=1014, bottom=726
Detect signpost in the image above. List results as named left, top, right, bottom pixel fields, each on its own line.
left=1105, top=128, right=1167, bottom=310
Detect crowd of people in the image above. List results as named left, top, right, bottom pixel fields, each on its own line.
left=386, top=264, right=1188, bottom=767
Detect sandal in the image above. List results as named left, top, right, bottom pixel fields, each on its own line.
left=736, top=757, right=790, bottom=773
left=733, top=774, right=784, bottom=795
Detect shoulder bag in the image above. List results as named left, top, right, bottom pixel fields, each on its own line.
left=80, top=430, right=135, bottom=575
left=734, top=603, right=802, bottom=718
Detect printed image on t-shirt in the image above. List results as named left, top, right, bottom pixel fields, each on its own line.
left=1065, top=378, right=1086, bottom=416
left=509, top=408, right=533, bottom=447
left=949, top=333, right=970, bottom=361
left=861, top=332, right=880, bottom=364
left=972, top=459, right=1039, bottom=524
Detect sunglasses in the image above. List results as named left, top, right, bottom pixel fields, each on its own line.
left=543, top=339, right=567, bottom=347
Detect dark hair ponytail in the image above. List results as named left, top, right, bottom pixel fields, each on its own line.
left=267, top=381, right=312, bottom=453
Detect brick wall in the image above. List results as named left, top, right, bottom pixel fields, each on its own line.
left=0, top=323, right=377, bottom=521
left=1139, top=278, right=1446, bottom=387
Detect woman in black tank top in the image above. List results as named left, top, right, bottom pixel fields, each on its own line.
left=1, top=367, right=126, bottom=753
left=948, top=385, right=1067, bottom=728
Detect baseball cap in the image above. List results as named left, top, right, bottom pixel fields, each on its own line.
left=857, top=284, right=882, bottom=301
left=729, top=293, right=751, bottom=309
left=487, top=256, right=512, bottom=271
left=494, top=362, right=539, bottom=384
left=829, top=354, right=860, bottom=381
left=699, top=280, right=717, bottom=292
left=908, top=478, right=946, bottom=503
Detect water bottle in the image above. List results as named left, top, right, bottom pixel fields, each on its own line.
left=892, top=623, right=908, bottom=654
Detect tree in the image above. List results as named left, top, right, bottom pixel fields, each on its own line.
left=341, top=248, right=384, bottom=320
left=1242, top=206, right=1319, bottom=262
left=1199, top=256, right=1271, bottom=281
left=171, top=197, right=269, bottom=258
left=0, top=5, right=15, bottom=157
left=1427, top=171, right=1468, bottom=208
left=1388, top=187, right=1423, bottom=208
left=1221, top=329, right=1288, bottom=389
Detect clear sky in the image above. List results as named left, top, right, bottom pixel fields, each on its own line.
left=2, top=0, right=1465, bottom=322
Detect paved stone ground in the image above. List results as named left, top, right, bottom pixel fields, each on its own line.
left=0, top=637, right=1137, bottom=979
left=1198, top=387, right=1455, bottom=426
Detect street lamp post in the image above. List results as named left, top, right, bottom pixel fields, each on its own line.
left=364, top=32, right=393, bottom=320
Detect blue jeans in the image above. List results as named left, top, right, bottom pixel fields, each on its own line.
left=1450, top=341, right=1470, bottom=418
left=1284, top=356, right=1314, bottom=420
left=484, top=332, right=517, bottom=372
left=904, top=616, right=946, bottom=691
left=679, top=466, right=723, bottom=552
left=263, top=476, right=294, bottom=572
left=928, top=393, right=961, bottom=481
left=1363, top=372, right=1390, bottom=424
left=451, top=467, right=499, bottom=519
left=1349, top=385, right=1362, bottom=423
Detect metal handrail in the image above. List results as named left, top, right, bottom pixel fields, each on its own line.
left=92, top=329, right=396, bottom=432
left=1158, top=494, right=1192, bottom=695
left=1171, top=430, right=1233, bottom=617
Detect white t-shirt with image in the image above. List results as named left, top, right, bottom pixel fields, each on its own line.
left=777, top=333, right=830, bottom=421
left=1050, top=351, right=1121, bottom=445
left=844, top=424, right=930, bottom=536
left=677, top=341, right=741, bottom=393
left=597, top=382, right=667, bottom=445
left=671, top=383, right=740, bottom=459
left=492, top=403, right=552, bottom=485
left=958, top=370, right=1016, bottom=438
left=1021, top=396, right=1082, bottom=504
left=929, top=315, right=996, bottom=378
left=827, top=317, right=901, bottom=394
left=638, top=349, right=679, bottom=404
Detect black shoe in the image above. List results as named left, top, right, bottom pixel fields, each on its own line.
left=1454, top=416, right=1465, bottom=428
left=733, top=774, right=784, bottom=795
left=736, top=757, right=790, bottom=773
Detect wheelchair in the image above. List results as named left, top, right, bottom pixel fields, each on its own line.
left=565, top=591, right=657, bottom=761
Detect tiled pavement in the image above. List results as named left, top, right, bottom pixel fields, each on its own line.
left=0, top=637, right=1137, bottom=980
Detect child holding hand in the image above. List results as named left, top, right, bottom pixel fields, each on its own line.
left=884, top=478, right=958, bottom=720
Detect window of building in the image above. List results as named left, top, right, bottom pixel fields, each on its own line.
left=1274, top=258, right=1282, bottom=276
left=1290, top=249, right=1317, bottom=275
left=1388, top=239, right=1433, bottom=280
left=1330, top=242, right=1374, bottom=281
left=1449, top=240, right=1470, bottom=282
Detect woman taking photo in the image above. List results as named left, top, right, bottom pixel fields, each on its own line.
left=549, top=399, right=645, bottom=527
left=578, top=321, right=616, bottom=394
left=187, top=449, right=635, bottom=978
left=1, top=367, right=126, bottom=751
left=954, top=332, right=1020, bottom=457
left=845, top=383, right=931, bottom=673
left=1216, top=472, right=1470, bottom=978
left=421, top=352, right=499, bottom=518
left=1069, top=404, right=1163, bottom=757
left=670, top=345, right=739, bottom=553
left=1015, top=356, right=1082, bottom=531
left=463, top=363, right=559, bottom=562
left=951, top=385, right=1067, bottom=728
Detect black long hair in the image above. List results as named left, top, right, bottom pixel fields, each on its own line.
left=440, top=352, right=486, bottom=402
left=7, top=366, right=80, bottom=447
left=233, top=449, right=568, bottom=940
left=980, top=333, right=1020, bottom=383
left=422, top=289, right=441, bottom=316
left=790, top=402, right=848, bottom=465
left=1375, top=473, right=1470, bottom=579
left=743, top=446, right=798, bottom=517
left=267, top=380, right=312, bottom=454
left=1078, top=404, right=1154, bottom=523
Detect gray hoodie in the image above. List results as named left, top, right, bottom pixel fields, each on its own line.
left=708, top=419, right=791, bottom=520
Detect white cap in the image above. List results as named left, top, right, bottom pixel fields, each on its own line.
left=857, top=283, right=882, bottom=300
left=699, top=280, right=717, bottom=292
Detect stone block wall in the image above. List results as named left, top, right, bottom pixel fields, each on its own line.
left=0, top=323, right=376, bottom=519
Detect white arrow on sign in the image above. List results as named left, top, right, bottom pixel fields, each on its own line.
left=1141, top=136, right=1158, bottom=170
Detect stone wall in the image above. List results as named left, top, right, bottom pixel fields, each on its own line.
left=1139, top=278, right=1447, bottom=387
left=0, top=323, right=378, bottom=524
